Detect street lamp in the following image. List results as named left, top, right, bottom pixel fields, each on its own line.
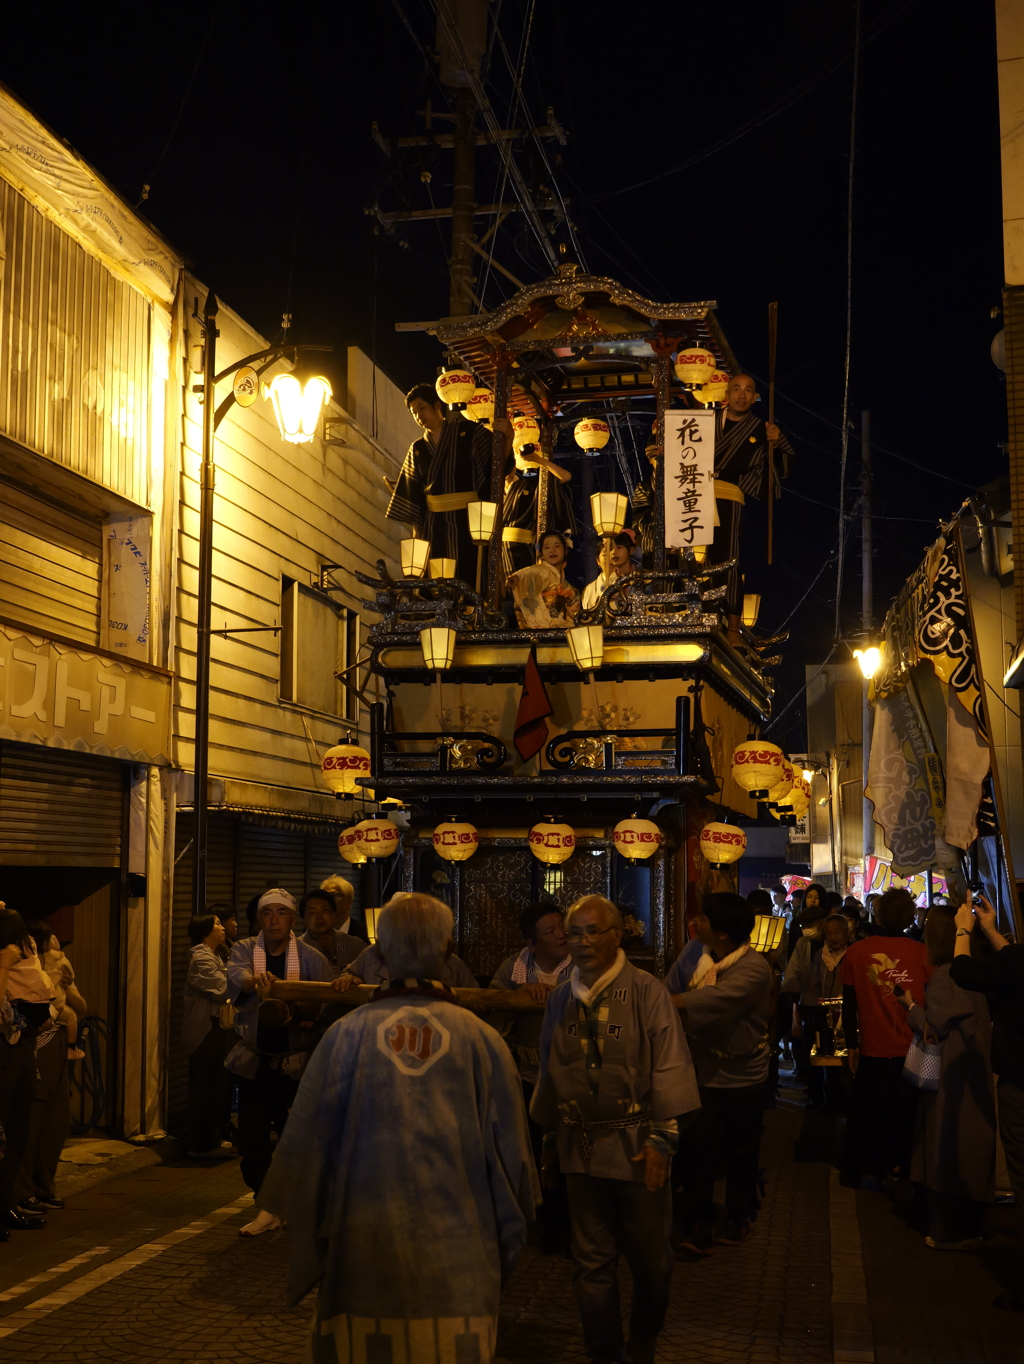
left=190, top=290, right=330, bottom=917
left=853, top=645, right=882, bottom=679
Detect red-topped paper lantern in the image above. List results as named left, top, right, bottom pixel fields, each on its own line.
left=512, top=413, right=541, bottom=450
left=695, top=370, right=730, bottom=406
left=529, top=818, right=575, bottom=865
left=354, top=816, right=401, bottom=859
left=338, top=827, right=368, bottom=866
left=731, top=740, right=785, bottom=800
left=435, top=369, right=476, bottom=407
left=764, top=760, right=795, bottom=807
left=613, top=818, right=663, bottom=861
left=699, top=822, right=747, bottom=867
left=465, top=386, right=494, bottom=424
left=321, top=743, right=371, bottom=796
left=673, top=345, right=715, bottom=386
left=432, top=819, right=479, bottom=863
left=574, top=418, right=610, bottom=451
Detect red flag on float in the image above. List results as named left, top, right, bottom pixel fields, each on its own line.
left=514, top=647, right=553, bottom=760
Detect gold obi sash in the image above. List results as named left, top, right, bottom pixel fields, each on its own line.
left=502, top=527, right=535, bottom=544
left=713, top=479, right=745, bottom=505
left=426, top=490, right=477, bottom=513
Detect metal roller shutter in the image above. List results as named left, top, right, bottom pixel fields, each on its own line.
left=236, top=824, right=308, bottom=913
left=308, top=831, right=363, bottom=912
left=0, top=741, right=125, bottom=866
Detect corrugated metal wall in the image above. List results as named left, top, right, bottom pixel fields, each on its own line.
left=0, top=482, right=102, bottom=644
left=0, top=180, right=152, bottom=507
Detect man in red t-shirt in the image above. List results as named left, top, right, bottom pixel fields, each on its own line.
left=839, top=887, right=931, bottom=1188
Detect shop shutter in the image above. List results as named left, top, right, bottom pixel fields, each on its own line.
left=236, top=823, right=308, bottom=914
left=0, top=741, right=124, bottom=866
left=166, top=812, right=236, bottom=1129
left=307, top=831, right=363, bottom=911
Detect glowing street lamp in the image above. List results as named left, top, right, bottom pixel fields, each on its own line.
left=854, top=646, right=882, bottom=680
left=265, top=372, right=332, bottom=443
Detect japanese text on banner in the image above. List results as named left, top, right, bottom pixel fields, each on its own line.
left=664, top=410, right=715, bottom=548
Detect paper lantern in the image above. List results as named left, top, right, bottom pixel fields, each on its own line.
left=590, top=491, right=627, bottom=536
left=512, top=413, right=541, bottom=450
left=321, top=743, right=370, bottom=796
left=741, top=594, right=761, bottom=627
left=432, top=819, right=479, bottom=862
left=400, top=537, right=430, bottom=579
left=567, top=623, right=604, bottom=671
left=529, top=818, right=576, bottom=865
left=428, top=557, right=457, bottom=580
left=691, top=544, right=707, bottom=563
left=354, top=816, right=401, bottom=859
left=765, top=760, right=794, bottom=806
left=751, top=914, right=786, bottom=953
left=435, top=369, right=476, bottom=407
left=265, top=373, right=332, bottom=444
left=467, top=501, right=498, bottom=544
left=699, top=822, right=747, bottom=866
left=465, top=386, right=494, bottom=424
left=420, top=626, right=457, bottom=671
left=731, top=740, right=784, bottom=800
left=364, top=906, right=382, bottom=944
left=613, top=818, right=663, bottom=861
left=694, top=371, right=730, bottom=406
left=338, top=827, right=368, bottom=865
left=673, top=345, right=715, bottom=386
left=574, top=418, right=610, bottom=451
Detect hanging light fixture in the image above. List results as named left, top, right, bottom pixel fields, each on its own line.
left=265, top=373, right=332, bottom=444
left=590, top=491, right=627, bottom=536
left=400, top=537, right=430, bottom=579
left=699, top=822, right=747, bottom=867
left=321, top=741, right=371, bottom=796
left=529, top=817, right=576, bottom=864
left=338, top=826, right=368, bottom=866
left=612, top=817, right=663, bottom=861
left=419, top=626, right=457, bottom=671
left=854, top=646, right=882, bottom=679
left=428, top=558, right=457, bottom=580
left=731, top=739, right=785, bottom=800
left=465, top=386, right=494, bottom=425
left=695, top=371, right=730, bottom=406
left=673, top=345, right=715, bottom=386
left=567, top=623, right=604, bottom=671
left=741, top=594, right=761, bottom=628
left=574, top=418, right=610, bottom=451
left=467, top=501, right=498, bottom=544
left=435, top=368, right=476, bottom=408
left=354, top=815, right=401, bottom=858
left=432, top=818, right=479, bottom=862
left=512, top=413, right=541, bottom=450
left=691, top=545, right=707, bottom=563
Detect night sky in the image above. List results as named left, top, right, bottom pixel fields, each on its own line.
left=0, top=0, right=1004, bottom=750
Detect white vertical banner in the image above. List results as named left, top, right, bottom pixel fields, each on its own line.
left=102, top=515, right=152, bottom=661
left=664, top=410, right=716, bottom=548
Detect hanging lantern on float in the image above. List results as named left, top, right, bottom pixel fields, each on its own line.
left=465, top=386, right=494, bottom=424
left=435, top=369, right=476, bottom=407
left=512, top=413, right=541, bottom=450
left=574, top=418, right=610, bottom=451
left=428, top=558, right=457, bottom=580
left=694, top=370, right=730, bottom=406
left=529, top=817, right=576, bottom=864
left=690, top=544, right=707, bottom=563
left=432, top=819, right=479, bottom=862
left=467, top=501, right=498, bottom=544
left=731, top=739, right=785, bottom=800
left=321, top=742, right=371, bottom=796
left=400, top=537, right=430, bottom=579
left=338, top=826, right=368, bottom=865
left=363, top=906, right=382, bottom=944
left=699, top=822, right=747, bottom=867
left=566, top=623, right=604, bottom=671
left=673, top=345, right=715, bottom=386
left=419, top=626, right=457, bottom=671
left=612, top=818, right=663, bottom=861
left=354, top=816, right=401, bottom=859
left=590, top=491, right=628, bottom=536
left=764, top=760, right=795, bottom=807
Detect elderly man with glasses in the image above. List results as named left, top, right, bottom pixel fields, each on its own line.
left=531, top=895, right=699, bottom=1364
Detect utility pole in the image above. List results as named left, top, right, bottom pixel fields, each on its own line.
left=861, top=409, right=873, bottom=878
left=437, top=0, right=486, bottom=316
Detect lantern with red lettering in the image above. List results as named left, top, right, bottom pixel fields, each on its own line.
left=731, top=739, right=784, bottom=800
left=529, top=817, right=575, bottom=865
left=432, top=819, right=479, bottom=863
left=694, top=370, right=730, bottom=406
left=612, top=818, right=663, bottom=861
left=770, top=772, right=810, bottom=827
left=574, top=418, right=610, bottom=451
left=354, top=816, right=401, bottom=859
left=512, top=413, right=541, bottom=451
left=673, top=345, right=715, bottom=387
left=338, top=826, right=368, bottom=866
left=764, top=759, right=795, bottom=808
left=465, top=386, right=494, bottom=425
left=435, top=369, right=476, bottom=408
left=699, top=822, right=747, bottom=867
left=321, top=742, right=371, bottom=796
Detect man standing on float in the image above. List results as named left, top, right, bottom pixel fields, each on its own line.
left=710, top=373, right=793, bottom=635
left=387, top=383, right=509, bottom=585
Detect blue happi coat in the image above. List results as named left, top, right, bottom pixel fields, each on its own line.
left=259, top=991, right=539, bottom=1364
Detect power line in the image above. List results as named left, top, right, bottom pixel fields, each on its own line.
left=835, top=0, right=861, bottom=648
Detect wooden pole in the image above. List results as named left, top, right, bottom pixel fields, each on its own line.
left=267, top=979, right=693, bottom=1014
left=767, top=300, right=778, bottom=566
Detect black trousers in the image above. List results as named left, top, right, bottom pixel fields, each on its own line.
left=997, top=1078, right=1024, bottom=1271
left=521, top=1079, right=569, bottom=1245
left=565, top=1173, right=673, bottom=1362
left=187, top=1021, right=231, bottom=1153
left=236, top=1062, right=298, bottom=1195
left=16, top=1027, right=69, bottom=1202
left=842, top=1054, right=917, bottom=1181
left=675, top=1082, right=765, bottom=1227
left=0, top=1033, right=37, bottom=1211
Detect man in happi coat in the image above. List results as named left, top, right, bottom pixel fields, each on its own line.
left=387, top=384, right=500, bottom=585
left=225, top=888, right=336, bottom=1236
left=531, top=895, right=699, bottom=1364
left=259, top=893, right=538, bottom=1364
left=501, top=451, right=576, bottom=579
